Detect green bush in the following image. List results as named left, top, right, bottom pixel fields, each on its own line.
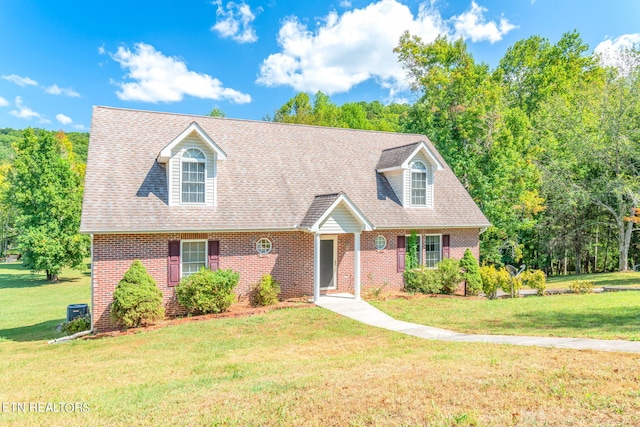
left=569, top=280, right=595, bottom=294
left=498, top=267, right=520, bottom=297
left=479, top=265, right=499, bottom=299
left=176, top=268, right=239, bottom=314
left=403, top=267, right=442, bottom=294
left=61, top=314, right=91, bottom=334
left=111, top=260, right=164, bottom=328
left=437, top=258, right=462, bottom=295
left=251, top=274, right=281, bottom=306
left=460, top=249, right=482, bottom=296
left=521, top=269, right=546, bottom=295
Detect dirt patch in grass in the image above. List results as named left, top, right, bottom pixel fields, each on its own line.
left=2, top=308, right=640, bottom=426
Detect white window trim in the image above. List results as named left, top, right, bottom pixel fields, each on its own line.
left=405, top=234, right=423, bottom=267
left=410, top=161, right=428, bottom=207
left=374, top=235, right=387, bottom=251
left=424, top=234, right=442, bottom=269
left=180, top=148, right=207, bottom=205
left=256, top=237, right=273, bottom=255
left=180, top=239, right=208, bottom=278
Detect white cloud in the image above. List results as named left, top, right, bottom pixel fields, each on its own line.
left=10, top=96, right=50, bottom=123
left=98, top=44, right=106, bottom=55
left=594, top=34, right=640, bottom=72
left=257, top=0, right=515, bottom=96
left=211, top=0, right=259, bottom=43
left=73, top=124, right=86, bottom=130
left=0, top=96, right=8, bottom=107
left=56, top=113, right=73, bottom=125
left=110, top=43, right=251, bottom=104
left=450, top=1, right=516, bottom=43
left=257, top=0, right=448, bottom=95
left=45, top=84, right=80, bottom=97
left=340, top=0, right=352, bottom=7
left=2, top=74, right=38, bottom=87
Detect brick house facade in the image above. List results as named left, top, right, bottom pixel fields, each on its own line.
left=82, top=107, right=489, bottom=333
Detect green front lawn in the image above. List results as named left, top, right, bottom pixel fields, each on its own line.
left=372, top=292, right=640, bottom=341
left=0, top=261, right=90, bottom=342
left=545, top=271, right=640, bottom=289
left=2, top=262, right=640, bottom=425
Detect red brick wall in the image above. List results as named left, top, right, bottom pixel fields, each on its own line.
left=92, top=231, right=314, bottom=332
left=91, top=228, right=480, bottom=332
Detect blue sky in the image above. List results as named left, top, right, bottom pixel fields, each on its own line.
left=0, top=0, right=638, bottom=131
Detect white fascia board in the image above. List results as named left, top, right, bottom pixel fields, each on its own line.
left=376, top=166, right=403, bottom=174
left=308, top=193, right=373, bottom=233
left=158, top=121, right=228, bottom=163
left=401, top=141, right=444, bottom=171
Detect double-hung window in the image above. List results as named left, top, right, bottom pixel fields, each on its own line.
left=181, top=148, right=205, bottom=204
left=181, top=241, right=207, bottom=277
left=424, top=235, right=441, bottom=268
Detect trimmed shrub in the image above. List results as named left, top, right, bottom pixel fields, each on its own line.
left=479, top=265, right=499, bottom=299
left=111, top=260, right=164, bottom=328
left=61, top=313, right=91, bottom=334
left=460, top=249, right=482, bottom=296
left=437, top=258, right=462, bottom=295
left=498, top=267, right=520, bottom=297
left=176, top=268, right=239, bottom=314
left=521, top=269, right=546, bottom=295
left=569, top=280, right=595, bottom=294
left=403, top=268, right=442, bottom=294
left=251, top=274, right=281, bottom=306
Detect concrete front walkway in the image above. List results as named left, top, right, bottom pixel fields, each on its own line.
left=315, top=294, right=640, bottom=354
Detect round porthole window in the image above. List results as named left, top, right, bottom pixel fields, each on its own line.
left=256, top=238, right=272, bottom=255
left=374, top=235, right=387, bottom=250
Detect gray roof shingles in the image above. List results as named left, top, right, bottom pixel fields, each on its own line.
left=80, top=106, right=490, bottom=233
left=376, top=142, right=421, bottom=170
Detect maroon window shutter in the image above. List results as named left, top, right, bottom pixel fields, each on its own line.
left=208, top=240, right=220, bottom=271
left=397, top=236, right=406, bottom=272
left=168, top=240, right=181, bottom=287
left=442, top=234, right=450, bottom=259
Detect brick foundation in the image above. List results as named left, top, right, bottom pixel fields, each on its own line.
left=91, top=228, right=480, bottom=332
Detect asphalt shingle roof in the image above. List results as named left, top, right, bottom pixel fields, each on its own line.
left=80, top=106, right=490, bottom=233
left=376, top=142, right=421, bottom=170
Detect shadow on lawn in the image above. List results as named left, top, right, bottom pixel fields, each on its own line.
left=0, top=319, right=64, bottom=342
left=0, top=262, right=88, bottom=289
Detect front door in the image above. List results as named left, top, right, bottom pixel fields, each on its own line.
left=320, top=236, right=336, bottom=289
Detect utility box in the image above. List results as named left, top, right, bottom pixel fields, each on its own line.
left=67, top=304, right=88, bottom=322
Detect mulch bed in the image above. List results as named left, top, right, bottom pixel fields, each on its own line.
left=84, top=299, right=314, bottom=340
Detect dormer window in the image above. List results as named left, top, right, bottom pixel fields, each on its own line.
left=181, top=148, right=205, bottom=204
left=411, top=161, right=427, bottom=206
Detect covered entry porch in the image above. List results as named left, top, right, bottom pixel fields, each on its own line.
left=301, top=192, right=372, bottom=302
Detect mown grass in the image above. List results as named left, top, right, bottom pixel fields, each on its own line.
left=2, top=308, right=640, bottom=426
left=0, top=261, right=90, bottom=342
left=545, top=271, right=640, bottom=289
left=2, top=262, right=640, bottom=426
left=372, top=292, right=640, bottom=340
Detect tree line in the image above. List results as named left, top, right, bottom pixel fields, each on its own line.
left=269, top=31, right=640, bottom=274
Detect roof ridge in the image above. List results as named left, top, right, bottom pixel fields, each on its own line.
left=93, top=105, right=427, bottom=137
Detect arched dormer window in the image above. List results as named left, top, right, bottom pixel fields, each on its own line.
left=181, top=148, right=205, bottom=203
left=411, top=161, right=427, bottom=206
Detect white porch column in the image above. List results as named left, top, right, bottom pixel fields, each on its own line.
left=313, top=233, right=321, bottom=302
left=354, top=232, right=361, bottom=300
